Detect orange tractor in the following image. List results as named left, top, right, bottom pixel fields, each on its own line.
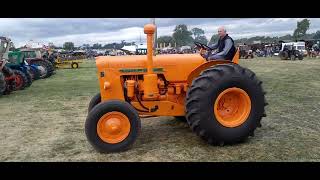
left=85, top=24, right=267, bottom=152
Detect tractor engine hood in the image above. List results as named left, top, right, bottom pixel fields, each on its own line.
left=95, top=54, right=205, bottom=82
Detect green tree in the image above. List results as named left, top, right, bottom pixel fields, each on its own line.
left=157, top=36, right=175, bottom=47
left=195, top=36, right=208, bottom=45
left=92, top=43, right=102, bottom=49
left=172, top=24, right=194, bottom=46
left=191, top=27, right=205, bottom=39
left=63, top=42, right=74, bottom=50
left=313, top=30, right=320, bottom=39
left=208, top=34, right=219, bottom=45
left=293, top=19, right=310, bottom=40
left=191, top=27, right=207, bottom=44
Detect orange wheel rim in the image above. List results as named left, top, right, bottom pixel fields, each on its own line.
left=97, top=111, right=131, bottom=144
left=214, top=87, right=251, bottom=128
left=15, top=75, right=23, bottom=89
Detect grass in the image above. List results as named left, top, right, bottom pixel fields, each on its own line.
left=0, top=57, right=320, bottom=162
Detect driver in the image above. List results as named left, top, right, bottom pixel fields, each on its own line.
left=202, top=26, right=236, bottom=61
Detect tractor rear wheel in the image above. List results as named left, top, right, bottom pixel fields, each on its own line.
left=2, top=66, right=16, bottom=94
left=25, top=70, right=33, bottom=87
left=279, top=51, right=288, bottom=60
left=175, top=116, right=187, bottom=122
left=185, top=64, right=267, bottom=145
left=31, top=60, right=51, bottom=78
left=85, top=100, right=141, bottom=152
left=0, top=72, right=5, bottom=95
left=88, top=92, right=101, bottom=113
left=13, top=69, right=28, bottom=90
left=44, top=59, right=55, bottom=76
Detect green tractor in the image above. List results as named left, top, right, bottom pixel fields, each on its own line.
left=5, top=50, right=34, bottom=90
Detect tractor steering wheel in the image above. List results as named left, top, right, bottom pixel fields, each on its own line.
left=194, top=42, right=212, bottom=51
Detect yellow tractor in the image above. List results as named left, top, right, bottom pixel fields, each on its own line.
left=85, top=24, right=267, bottom=152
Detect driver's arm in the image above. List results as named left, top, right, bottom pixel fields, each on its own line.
left=209, top=42, right=218, bottom=50
left=215, top=39, right=233, bottom=56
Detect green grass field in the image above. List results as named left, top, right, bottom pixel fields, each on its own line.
left=0, top=57, right=320, bottom=162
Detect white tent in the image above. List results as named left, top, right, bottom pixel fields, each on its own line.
left=137, top=44, right=147, bottom=49
left=25, top=40, right=45, bottom=49
left=121, top=45, right=137, bottom=52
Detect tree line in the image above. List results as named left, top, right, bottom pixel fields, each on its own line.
left=60, top=19, right=320, bottom=50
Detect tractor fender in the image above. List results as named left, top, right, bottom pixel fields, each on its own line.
left=25, top=58, right=43, bottom=64
left=187, top=60, right=234, bottom=85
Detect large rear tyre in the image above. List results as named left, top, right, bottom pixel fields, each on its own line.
left=13, top=69, right=28, bottom=91
left=279, top=51, right=288, bottom=60
left=185, top=63, right=267, bottom=145
left=2, top=66, right=16, bottom=94
left=25, top=70, right=32, bottom=87
left=30, top=60, right=51, bottom=78
left=44, top=59, right=55, bottom=76
left=174, top=116, right=187, bottom=122
left=0, top=72, right=5, bottom=95
left=85, top=100, right=141, bottom=153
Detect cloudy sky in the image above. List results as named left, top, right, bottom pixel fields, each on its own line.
left=1, top=18, right=320, bottom=47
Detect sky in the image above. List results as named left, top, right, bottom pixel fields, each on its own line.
left=1, top=18, right=320, bottom=47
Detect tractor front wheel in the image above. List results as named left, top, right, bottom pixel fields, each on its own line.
left=185, top=64, right=267, bottom=145
left=85, top=100, right=141, bottom=152
left=88, top=92, right=101, bottom=113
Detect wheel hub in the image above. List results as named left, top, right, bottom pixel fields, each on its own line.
left=97, top=111, right=131, bottom=144
left=214, top=87, right=251, bottom=128
left=15, top=75, right=23, bottom=89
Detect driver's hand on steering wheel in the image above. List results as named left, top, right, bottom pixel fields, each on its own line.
left=201, top=52, right=209, bottom=59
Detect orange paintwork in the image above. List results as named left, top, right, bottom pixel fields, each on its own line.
left=144, top=24, right=156, bottom=34
left=232, top=48, right=240, bottom=64
left=126, top=80, right=136, bottom=98
left=131, top=100, right=185, bottom=116
left=95, top=23, right=241, bottom=116
left=214, top=87, right=251, bottom=128
left=145, top=24, right=155, bottom=74
left=97, top=111, right=131, bottom=144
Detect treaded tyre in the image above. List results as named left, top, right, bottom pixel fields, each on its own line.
left=25, top=70, right=33, bottom=87
left=174, top=116, right=187, bottom=122
left=85, top=100, right=141, bottom=153
left=279, top=51, right=288, bottom=60
left=185, top=63, right=267, bottom=146
left=2, top=66, right=16, bottom=94
left=88, top=92, right=101, bottom=113
left=13, top=69, right=28, bottom=90
left=44, top=59, right=55, bottom=76
left=30, top=60, right=50, bottom=78
left=71, top=62, right=79, bottom=69
left=0, top=72, right=5, bottom=95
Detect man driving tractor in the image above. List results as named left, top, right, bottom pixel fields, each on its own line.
left=201, top=26, right=236, bottom=61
